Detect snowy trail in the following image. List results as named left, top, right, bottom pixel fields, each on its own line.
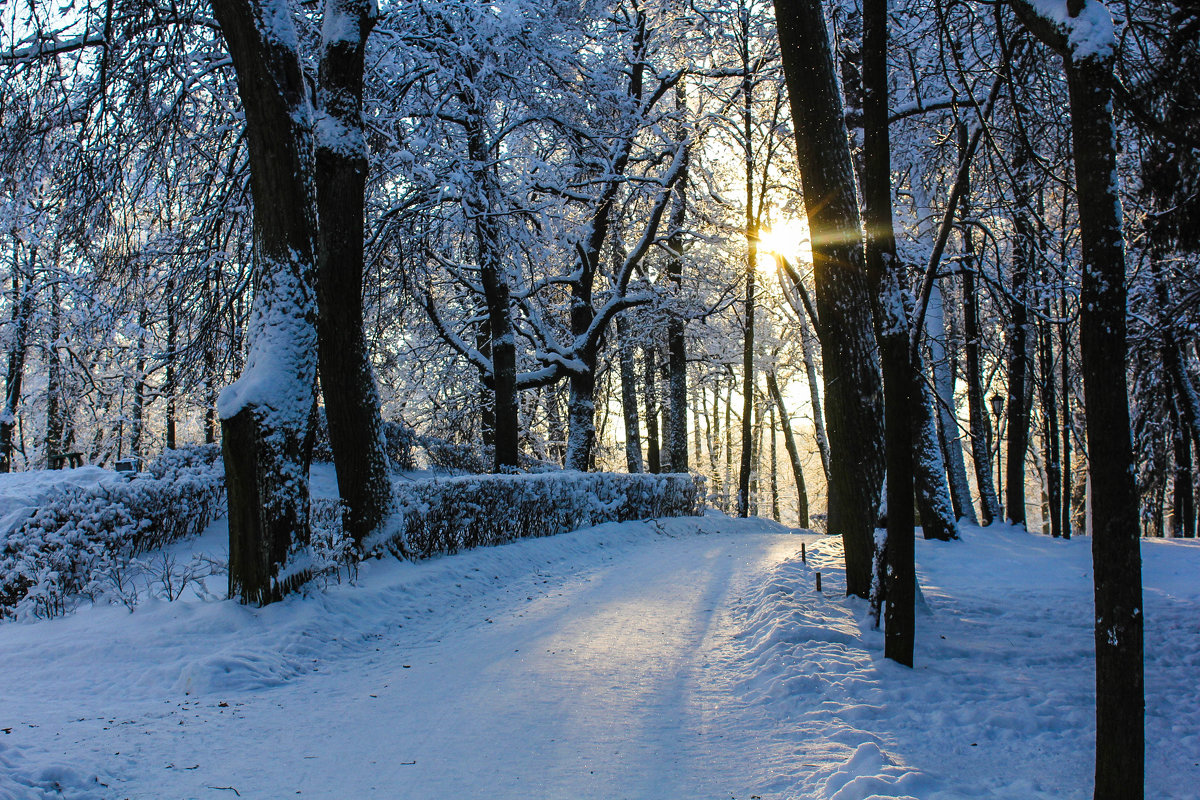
left=1, top=516, right=815, bottom=800
left=5, top=515, right=1199, bottom=800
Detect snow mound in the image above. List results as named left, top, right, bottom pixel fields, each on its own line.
left=0, top=741, right=107, bottom=800
left=729, top=525, right=1200, bottom=799
left=0, top=467, right=119, bottom=536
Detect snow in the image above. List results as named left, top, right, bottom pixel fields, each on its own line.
left=1024, top=0, right=1116, bottom=61
left=216, top=252, right=317, bottom=425
left=0, top=467, right=122, bottom=537
left=1, top=511, right=1197, bottom=798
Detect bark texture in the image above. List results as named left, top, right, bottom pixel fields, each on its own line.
left=774, top=0, right=885, bottom=597
left=1067, top=54, right=1144, bottom=800
left=862, top=0, right=914, bottom=665
left=213, top=0, right=319, bottom=604
left=315, top=0, right=393, bottom=541
left=1010, top=1, right=1145, bottom=794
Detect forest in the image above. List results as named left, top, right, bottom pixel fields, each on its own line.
left=0, top=0, right=1197, bottom=796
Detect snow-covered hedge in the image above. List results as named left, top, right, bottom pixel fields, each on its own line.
left=0, top=445, right=225, bottom=618
left=368, top=471, right=705, bottom=560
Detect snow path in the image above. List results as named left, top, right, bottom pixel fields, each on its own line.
left=4, top=515, right=1199, bottom=799
left=1, top=516, right=815, bottom=799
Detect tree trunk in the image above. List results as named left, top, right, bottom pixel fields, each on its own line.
left=314, top=0, right=393, bottom=541
left=774, top=0, right=886, bottom=597
left=798, top=307, right=832, bottom=483
left=769, top=402, right=780, bottom=521
left=913, top=358, right=958, bottom=541
left=659, top=355, right=673, bottom=473
left=958, top=125, right=1002, bottom=525
left=1011, top=1, right=1145, bottom=791
left=929, top=280, right=976, bottom=523
left=165, top=276, right=178, bottom=451
left=737, top=23, right=756, bottom=518
left=861, top=0, right=914, bottom=664
left=1039, top=302, right=1063, bottom=537
left=1006, top=153, right=1034, bottom=527
left=750, top=396, right=763, bottom=517
left=1061, top=299, right=1074, bottom=538
left=1, top=259, right=34, bottom=472
left=565, top=367, right=596, bottom=472
left=45, top=286, right=65, bottom=464
left=546, top=385, right=566, bottom=465
left=666, top=81, right=690, bottom=474
left=705, top=383, right=715, bottom=496
left=617, top=315, right=644, bottom=473
left=1170, top=394, right=1195, bottom=537
left=1068, top=54, right=1144, bottom=800
left=720, top=376, right=729, bottom=513
left=768, top=371, right=809, bottom=527
left=213, top=0, right=320, bottom=604
left=644, top=347, right=661, bottom=474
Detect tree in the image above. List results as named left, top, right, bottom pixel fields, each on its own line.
left=1011, top=1, right=1144, bottom=796
left=211, top=0, right=321, bottom=604
left=773, top=0, right=885, bottom=597
left=314, top=0, right=393, bottom=543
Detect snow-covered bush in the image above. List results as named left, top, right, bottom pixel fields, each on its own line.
left=377, top=471, right=705, bottom=559
left=0, top=447, right=225, bottom=619
left=419, top=435, right=489, bottom=474
left=308, top=498, right=359, bottom=585
left=382, top=421, right=417, bottom=472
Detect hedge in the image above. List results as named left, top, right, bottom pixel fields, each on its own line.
left=0, top=445, right=225, bottom=618
left=361, top=471, right=705, bottom=560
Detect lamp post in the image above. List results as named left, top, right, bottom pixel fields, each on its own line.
left=990, top=392, right=1005, bottom=517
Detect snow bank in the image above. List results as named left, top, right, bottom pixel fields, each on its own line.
left=733, top=523, right=1200, bottom=798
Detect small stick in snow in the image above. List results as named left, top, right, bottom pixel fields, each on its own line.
left=815, top=572, right=822, bottom=592
left=802, top=543, right=806, bottom=563
left=207, top=788, right=241, bottom=796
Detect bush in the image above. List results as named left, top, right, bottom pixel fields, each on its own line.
left=312, top=410, right=418, bottom=472
left=418, top=434, right=489, bottom=474
left=382, top=421, right=417, bottom=472
left=0, top=445, right=226, bottom=619
left=371, top=471, right=705, bottom=560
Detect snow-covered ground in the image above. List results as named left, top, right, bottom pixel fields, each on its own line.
left=1, top=513, right=1196, bottom=799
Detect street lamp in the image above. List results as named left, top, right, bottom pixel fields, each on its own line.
left=990, top=392, right=1005, bottom=514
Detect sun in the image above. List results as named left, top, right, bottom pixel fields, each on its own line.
left=756, top=218, right=814, bottom=266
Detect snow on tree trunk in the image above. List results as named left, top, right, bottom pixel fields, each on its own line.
left=928, top=281, right=976, bottom=524
left=212, top=0, right=319, bottom=605
left=1, top=263, right=33, bottom=472
left=913, top=350, right=958, bottom=541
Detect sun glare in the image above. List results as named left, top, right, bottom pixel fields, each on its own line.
left=757, top=218, right=814, bottom=266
